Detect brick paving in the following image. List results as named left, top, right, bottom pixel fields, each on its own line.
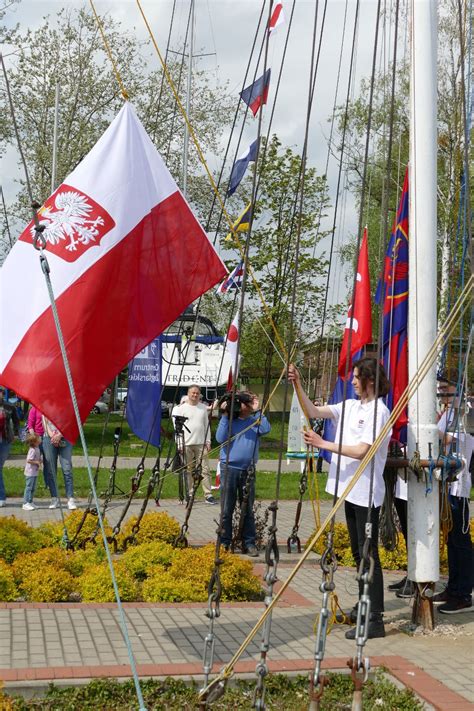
left=0, top=496, right=473, bottom=709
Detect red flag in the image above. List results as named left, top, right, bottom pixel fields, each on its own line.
left=0, top=104, right=226, bottom=442
left=338, top=228, right=372, bottom=378
left=268, top=3, right=285, bottom=34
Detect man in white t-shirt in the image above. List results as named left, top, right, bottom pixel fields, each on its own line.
left=172, top=385, right=215, bottom=504
left=289, top=357, right=392, bottom=640
left=433, top=395, right=473, bottom=614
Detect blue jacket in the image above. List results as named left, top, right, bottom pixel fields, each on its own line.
left=216, top=413, right=271, bottom=469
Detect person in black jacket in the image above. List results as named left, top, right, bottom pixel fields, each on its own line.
left=0, top=386, right=20, bottom=506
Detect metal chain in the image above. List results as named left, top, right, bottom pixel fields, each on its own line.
left=308, top=531, right=337, bottom=710
left=174, top=464, right=203, bottom=548
left=252, top=500, right=280, bottom=710
left=236, top=464, right=255, bottom=548
left=121, top=458, right=162, bottom=549
left=107, top=462, right=145, bottom=552
left=351, top=523, right=375, bottom=675
left=287, top=462, right=308, bottom=553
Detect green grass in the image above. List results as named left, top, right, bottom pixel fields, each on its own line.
left=10, top=412, right=289, bottom=460
left=4, top=467, right=330, bottom=500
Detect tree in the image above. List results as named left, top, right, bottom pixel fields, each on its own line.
left=0, top=6, right=233, bottom=243
left=222, top=135, right=330, bottom=401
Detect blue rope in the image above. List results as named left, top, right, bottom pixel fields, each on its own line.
left=39, top=252, right=147, bottom=711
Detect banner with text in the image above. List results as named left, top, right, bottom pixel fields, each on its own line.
left=126, top=336, right=162, bottom=447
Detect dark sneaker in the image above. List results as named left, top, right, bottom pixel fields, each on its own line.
left=244, top=545, right=259, bottom=557
left=205, top=495, right=217, bottom=505
left=335, top=607, right=358, bottom=625
left=438, top=599, right=474, bottom=615
left=432, top=589, right=449, bottom=605
left=388, top=575, right=407, bottom=591
left=345, top=618, right=385, bottom=640
left=396, top=579, right=416, bottom=599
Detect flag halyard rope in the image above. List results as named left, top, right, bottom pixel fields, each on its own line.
left=89, top=0, right=129, bottom=100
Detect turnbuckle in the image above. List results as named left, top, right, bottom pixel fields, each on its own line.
left=253, top=658, right=269, bottom=710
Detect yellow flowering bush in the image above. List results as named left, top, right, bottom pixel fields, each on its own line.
left=121, top=542, right=177, bottom=580
left=0, top=516, right=47, bottom=563
left=142, top=570, right=203, bottom=602
left=117, top=512, right=180, bottom=549
left=80, top=561, right=140, bottom=603
left=11, top=547, right=70, bottom=587
left=66, top=544, right=107, bottom=576
left=0, top=560, right=18, bottom=602
left=20, top=565, right=76, bottom=602
left=38, top=510, right=112, bottom=548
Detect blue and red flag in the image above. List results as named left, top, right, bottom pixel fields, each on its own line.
left=240, top=69, right=271, bottom=117
left=322, top=228, right=372, bottom=461
left=215, top=260, right=245, bottom=294
left=375, top=167, right=409, bottom=443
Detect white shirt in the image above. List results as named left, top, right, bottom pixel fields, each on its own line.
left=438, top=410, right=473, bottom=499
left=172, top=402, right=211, bottom=446
left=326, top=398, right=392, bottom=508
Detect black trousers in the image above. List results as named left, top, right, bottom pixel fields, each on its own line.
left=344, top=501, right=384, bottom=616
left=394, top=496, right=408, bottom=545
left=447, top=496, right=473, bottom=601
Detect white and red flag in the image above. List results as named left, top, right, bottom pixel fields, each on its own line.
left=268, top=2, right=285, bottom=34
left=0, top=103, right=226, bottom=442
left=225, top=311, right=240, bottom=389
left=337, top=227, right=372, bottom=379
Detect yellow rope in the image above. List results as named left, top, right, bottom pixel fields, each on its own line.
left=89, top=0, right=129, bottom=100
left=135, top=0, right=288, bottom=360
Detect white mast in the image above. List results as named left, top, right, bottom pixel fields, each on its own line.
left=182, top=0, right=195, bottom=198
left=51, top=82, right=60, bottom=194
left=407, top=0, right=439, bottom=612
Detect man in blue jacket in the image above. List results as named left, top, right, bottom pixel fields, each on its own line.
left=216, top=391, right=271, bottom=556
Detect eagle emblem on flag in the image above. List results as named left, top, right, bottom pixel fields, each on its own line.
left=19, top=184, right=115, bottom=262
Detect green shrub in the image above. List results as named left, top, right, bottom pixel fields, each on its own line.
left=117, top=511, right=180, bottom=549
left=80, top=561, right=140, bottom=603
left=20, top=565, right=76, bottom=602
left=67, top=544, right=107, bottom=576
left=121, top=541, right=176, bottom=580
left=0, top=517, right=45, bottom=563
left=11, top=547, right=71, bottom=587
left=37, top=510, right=112, bottom=548
left=0, top=559, right=18, bottom=602
left=142, top=569, right=203, bottom=602
left=145, top=544, right=263, bottom=603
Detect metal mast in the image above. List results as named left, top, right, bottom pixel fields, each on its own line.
left=182, top=0, right=195, bottom=198
left=407, top=0, right=439, bottom=628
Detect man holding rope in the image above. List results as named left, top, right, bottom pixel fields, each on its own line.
left=289, top=357, right=392, bottom=639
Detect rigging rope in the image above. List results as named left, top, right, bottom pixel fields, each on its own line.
left=89, top=0, right=129, bottom=100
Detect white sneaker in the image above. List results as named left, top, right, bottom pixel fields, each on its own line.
left=49, top=498, right=59, bottom=509
left=0, top=500, right=5, bottom=508
left=67, top=498, right=77, bottom=510
left=22, top=502, right=36, bottom=511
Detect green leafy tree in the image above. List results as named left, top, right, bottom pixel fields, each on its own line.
left=0, top=6, right=233, bottom=242
left=223, top=135, right=330, bottom=400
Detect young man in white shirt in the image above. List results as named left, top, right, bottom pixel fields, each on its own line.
left=172, top=385, right=215, bottom=504
left=289, top=357, right=392, bottom=639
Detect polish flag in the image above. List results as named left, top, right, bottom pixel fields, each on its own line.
left=225, top=311, right=240, bottom=389
left=268, top=2, right=285, bottom=34
left=0, top=103, right=226, bottom=442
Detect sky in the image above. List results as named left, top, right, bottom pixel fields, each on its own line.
left=1, top=0, right=385, bottom=309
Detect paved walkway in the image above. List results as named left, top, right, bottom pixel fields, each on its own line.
left=0, top=498, right=473, bottom=710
